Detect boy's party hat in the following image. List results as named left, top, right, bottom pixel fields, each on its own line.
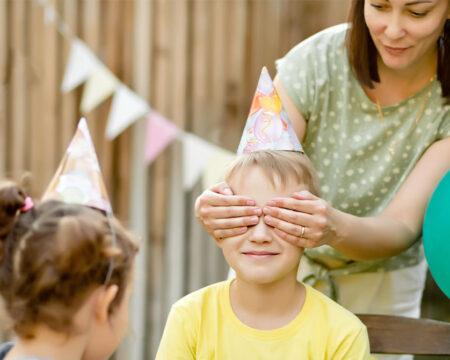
left=41, top=118, right=112, bottom=214
left=237, top=67, right=304, bottom=154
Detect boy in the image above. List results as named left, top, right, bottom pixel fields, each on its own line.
left=156, top=68, right=370, bottom=359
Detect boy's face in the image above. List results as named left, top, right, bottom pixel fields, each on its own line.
left=222, top=166, right=307, bottom=285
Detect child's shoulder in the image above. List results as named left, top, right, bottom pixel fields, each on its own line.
left=170, top=280, right=230, bottom=316
left=303, top=284, right=366, bottom=330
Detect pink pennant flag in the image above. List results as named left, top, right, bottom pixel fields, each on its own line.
left=144, top=110, right=180, bottom=164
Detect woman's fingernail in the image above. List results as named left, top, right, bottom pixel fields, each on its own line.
left=223, top=188, right=233, bottom=195
left=254, top=208, right=262, bottom=215
left=247, top=199, right=255, bottom=206
left=265, top=216, right=273, bottom=224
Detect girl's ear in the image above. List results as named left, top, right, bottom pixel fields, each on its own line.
left=95, top=285, right=119, bottom=323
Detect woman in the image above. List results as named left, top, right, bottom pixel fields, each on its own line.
left=195, top=1, right=449, bottom=358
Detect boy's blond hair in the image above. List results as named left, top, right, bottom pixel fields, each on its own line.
left=225, top=151, right=320, bottom=195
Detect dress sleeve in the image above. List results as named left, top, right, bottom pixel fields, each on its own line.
left=275, top=38, right=318, bottom=121
left=436, top=111, right=450, bottom=140
left=275, top=24, right=349, bottom=122
left=155, top=304, right=197, bottom=360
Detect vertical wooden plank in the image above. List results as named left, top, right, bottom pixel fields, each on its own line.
left=146, top=0, right=172, bottom=355
left=10, top=0, right=27, bottom=181
left=97, top=1, right=119, bottom=209
left=222, top=0, right=247, bottom=150
left=190, top=0, right=210, bottom=135
left=115, top=0, right=133, bottom=225
left=115, top=0, right=152, bottom=358
left=59, top=0, right=78, bottom=150
left=210, top=0, right=226, bottom=144
left=0, top=0, right=8, bottom=177
left=80, top=0, right=102, bottom=175
left=150, top=0, right=172, bottom=356
left=170, top=0, right=187, bottom=128
left=39, top=0, right=58, bottom=192
left=28, top=0, right=45, bottom=196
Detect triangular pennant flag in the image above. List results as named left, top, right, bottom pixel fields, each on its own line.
left=61, top=38, right=101, bottom=93
left=182, top=133, right=218, bottom=190
left=237, top=66, right=304, bottom=154
left=106, top=85, right=150, bottom=139
left=202, top=148, right=236, bottom=190
left=144, top=110, right=180, bottom=164
left=42, top=118, right=112, bottom=213
left=80, top=65, right=119, bottom=114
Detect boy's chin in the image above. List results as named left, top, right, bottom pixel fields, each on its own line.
left=235, top=271, right=290, bottom=286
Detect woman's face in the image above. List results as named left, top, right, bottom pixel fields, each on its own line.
left=364, top=0, right=449, bottom=72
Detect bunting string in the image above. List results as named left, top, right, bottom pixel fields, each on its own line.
left=34, top=0, right=235, bottom=190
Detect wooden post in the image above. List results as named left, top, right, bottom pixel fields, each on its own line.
left=0, top=0, right=7, bottom=177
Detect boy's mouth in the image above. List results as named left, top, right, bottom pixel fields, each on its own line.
left=242, top=251, right=279, bottom=259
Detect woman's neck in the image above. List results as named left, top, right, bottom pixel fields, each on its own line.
left=5, top=326, right=87, bottom=360
left=365, top=49, right=437, bottom=106
left=230, top=273, right=305, bottom=330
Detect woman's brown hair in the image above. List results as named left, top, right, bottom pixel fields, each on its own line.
left=0, top=180, right=139, bottom=338
left=346, top=0, right=450, bottom=104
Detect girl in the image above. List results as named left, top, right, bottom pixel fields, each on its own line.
left=0, top=180, right=139, bottom=360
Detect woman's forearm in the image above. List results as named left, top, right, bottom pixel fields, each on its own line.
left=331, top=209, right=418, bottom=261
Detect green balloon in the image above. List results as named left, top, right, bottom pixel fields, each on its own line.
left=423, top=171, right=450, bottom=299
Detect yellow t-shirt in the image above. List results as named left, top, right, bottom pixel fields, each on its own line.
left=156, top=280, right=371, bottom=359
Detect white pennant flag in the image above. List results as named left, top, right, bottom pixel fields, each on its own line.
left=80, top=65, right=119, bottom=114
left=61, top=38, right=101, bottom=93
left=202, top=148, right=236, bottom=190
left=182, top=133, right=219, bottom=190
left=106, top=85, right=150, bottom=139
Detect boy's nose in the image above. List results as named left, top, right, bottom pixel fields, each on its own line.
left=249, top=216, right=272, bottom=243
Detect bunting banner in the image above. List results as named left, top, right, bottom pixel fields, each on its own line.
left=144, top=110, right=180, bottom=165
left=202, top=148, right=236, bottom=190
left=106, top=85, right=150, bottom=139
left=80, top=65, right=119, bottom=114
left=182, top=133, right=219, bottom=190
left=61, top=38, right=101, bottom=93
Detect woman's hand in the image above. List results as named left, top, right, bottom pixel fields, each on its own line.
left=195, top=182, right=262, bottom=241
left=263, top=190, right=342, bottom=248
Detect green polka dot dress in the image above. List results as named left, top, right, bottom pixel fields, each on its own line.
left=276, top=24, right=450, bottom=294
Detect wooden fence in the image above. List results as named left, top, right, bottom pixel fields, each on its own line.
left=1, top=0, right=355, bottom=359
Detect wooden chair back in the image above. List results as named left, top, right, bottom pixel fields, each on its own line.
left=356, top=314, right=450, bottom=356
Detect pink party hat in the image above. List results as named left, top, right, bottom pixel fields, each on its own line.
left=237, top=67, right=304, bottom=154
left=41, top=118, right=112, bottom=213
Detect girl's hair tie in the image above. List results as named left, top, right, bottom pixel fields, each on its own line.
left=20, top=197, right=34, bottom=213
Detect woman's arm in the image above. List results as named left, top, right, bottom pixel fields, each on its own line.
left=265, top=76, right=450, bottom=260
left=335, top=136, right=450, bottom=260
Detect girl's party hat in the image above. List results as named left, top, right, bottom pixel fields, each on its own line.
left=237, top=67, right=304, bottom=154
left=41, top=118, right=112, bottom=214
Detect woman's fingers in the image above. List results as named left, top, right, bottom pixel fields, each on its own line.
left=204, top=205, right=262, bottom=220
left=213, top=227, right=249, bottom=241
left=267, top=193, right=327, bottom=215
left=272, top=228, right=317, bottom=248
left=204, top=214, right=260, bottom=230
left=263, top=205, right=313, bottom=227
left=199, top=190, right=256, bottom=207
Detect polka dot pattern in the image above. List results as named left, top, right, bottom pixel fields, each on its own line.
left=275, top=23, right=450, bottom=273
